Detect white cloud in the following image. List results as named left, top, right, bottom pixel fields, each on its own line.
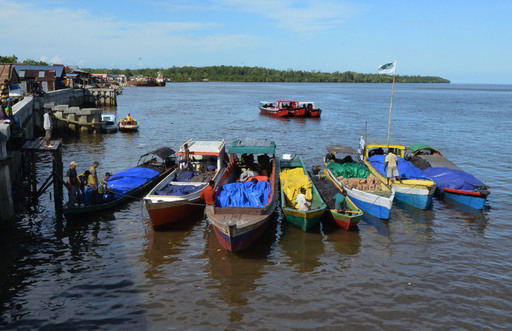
left=221, top=0, right=361, bottom=34
left=51, top=55, right=65, bottom=64
left=0, top=0, right=261, bottom=67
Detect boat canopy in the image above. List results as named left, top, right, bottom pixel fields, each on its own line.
left=326, top=145, right=358, bottom=155
left=180, top=140, right=226, bottom=156
left=227, top=138, right=276, bottom=155
left=409, top=144, right=442, bottom=156
left=138, top=147, right=176, bottom=164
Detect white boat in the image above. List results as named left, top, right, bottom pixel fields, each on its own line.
left=324, top=145, right=394, bottom=219
left=144, top=140, right=227, bottom=229
left=101, top=114, right=117, bottom=133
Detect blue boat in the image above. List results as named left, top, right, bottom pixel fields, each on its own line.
left=408, top=145, right=490, bottom=210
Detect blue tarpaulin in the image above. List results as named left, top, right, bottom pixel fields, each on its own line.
left=173, top=171, right=194, bottom=182
left=369, top=155, right=429, bottom=180
left=424, top=167, right=484, bottom=191
left=217, top=181, right=271, bottom=207
left=107, top=167, right=160, bottom=199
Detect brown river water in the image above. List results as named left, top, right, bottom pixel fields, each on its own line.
left=1, top=83, right=511, bottom=330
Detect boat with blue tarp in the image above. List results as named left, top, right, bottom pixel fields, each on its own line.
left=205, top=138, right=279, bottom=252
left=407, top=144, right=490, bottom=209
left=145, top=140, right=227, bottom=229
left=324, top=145, right=394, bottom=219
left=62, top=147, right=177, bottom=218
left=363, top=142, right=436, bottom=209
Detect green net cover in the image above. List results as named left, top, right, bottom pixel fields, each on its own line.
left=327, top=162, right=369, bottom=179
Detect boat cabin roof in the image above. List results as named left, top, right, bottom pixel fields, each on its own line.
left=179, top=140, right=225, bottom=156
left=365, top=143, right=406, bottom=158
left=101, top=114, right=115, bottom=121
left=326, top=145, right=357, bottom=154
left=227, top=138, right=276, bottom=155
left=409, top=144, right=442, bottom=156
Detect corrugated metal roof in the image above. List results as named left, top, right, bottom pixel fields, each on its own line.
left=14, top=64, right=65, bottom=78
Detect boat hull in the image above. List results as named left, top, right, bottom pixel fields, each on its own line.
left=330, top=209, right=362, bottom=231
left=283, top=208, right=325, bottom=231
left=307, top=109, right=322, bottom=118
left=259, top=106, right=289, bottom=117
left=146, top=197, right=204, bottom=229
left=443, top=189, right=487, bottom=210
left=393, top=185, right=435, bottom=209
left=119, top=124, right=139, bottom=132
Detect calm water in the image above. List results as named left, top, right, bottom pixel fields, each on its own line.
left=1, top=83, right=512, bottom=330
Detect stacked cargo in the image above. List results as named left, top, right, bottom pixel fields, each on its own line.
left=336, top=175, right=382, bottom=192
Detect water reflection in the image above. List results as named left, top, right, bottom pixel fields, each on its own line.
left=203, top=219, right=276, bottom=308
left=321, top=219, right=362, bottom=256
left=279, top=220, right=325, bottom=273
left=436, top=198, right=489, bottom=233
left=361, top=213, right=391, bottom=237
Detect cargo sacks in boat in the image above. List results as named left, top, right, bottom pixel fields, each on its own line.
left=108, top=167, right=160, bottom=198
left=423, top=167, right=485, bottom=191
left=217, top=180, right=271, bottom=208
left=327, top=162, right=369, bottom=179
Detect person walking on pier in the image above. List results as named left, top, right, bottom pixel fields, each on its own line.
left=67, top=161, right=78, bottom=207
left=88, top=161, right=100, bottom=205
left=43, top=110, right=53, bottom=148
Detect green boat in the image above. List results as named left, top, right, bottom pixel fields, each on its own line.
left=279, top=154, right=327, bottom=231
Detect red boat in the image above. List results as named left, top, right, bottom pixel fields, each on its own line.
left=259, top=101, right=289, bottom=117
left=144, top=140, right=227, bottom=229
left=299, top=102, right=322, bottom=118
left=259, top=100, right=320, bottom=118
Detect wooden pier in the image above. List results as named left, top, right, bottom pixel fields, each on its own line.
left=21, top=137, right=64, bottom=218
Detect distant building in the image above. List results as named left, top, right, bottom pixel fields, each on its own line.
left=15, top=64, right=66, bottom=93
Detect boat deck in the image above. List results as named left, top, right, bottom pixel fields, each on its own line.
left=414, top=155, right=462, bottom=171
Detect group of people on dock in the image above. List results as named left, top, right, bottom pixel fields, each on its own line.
left=66, top=160, right=111, bottom=207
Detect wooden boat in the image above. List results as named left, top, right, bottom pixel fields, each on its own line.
left=310, top=172, right=363, bottom=230
left=324, top=145, right=394, bottom=219
left=280, top=154, right=326, bottom=231
left=206, top=138, right=279, bottom=252
left=118, top=117, right=139, bottom=132
left=63, top=147, right=177, bottom=218
left=259, top=100, right=307, bottom=117
left=408, top=144, right=490, bottom=209
left=144, top=140, right=227, bottom=229
left=363, top=142, right=436, bottom=209
left=298, top=101, right=322, bottom=118
left=101, top=114, right=117, bottom=133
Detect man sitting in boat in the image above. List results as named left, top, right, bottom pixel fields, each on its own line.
left=335, top=190, right=348, bottom=213
left=296, top=187, right=311, bottom=211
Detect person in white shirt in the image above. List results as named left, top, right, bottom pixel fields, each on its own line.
left=43, top=110, right=53, bottom=148
left=358, top=136, right=365, bottom=160
left=296, top=187, right=311, bottom=211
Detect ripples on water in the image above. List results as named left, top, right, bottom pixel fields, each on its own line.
left=1, top=83, right=512, bottom=329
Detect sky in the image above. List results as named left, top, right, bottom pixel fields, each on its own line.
left=1, top=0, right=511, bottom=83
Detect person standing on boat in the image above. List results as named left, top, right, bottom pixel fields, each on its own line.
left=296, top=187, right=311, bottom=211
left=201, top=180, right=217, bottom=206
left=126, top=113, right=133, bottom=123
left=359, top=136, right=365, bottom=160
left=66, top=161, right=78, bottom=207
left=179, top=143, right=190, bottom=170
left=88, top=161, right=100, bottom=205
left=385, top=150, right=400, bottom=183
left=98, top=172, right=111, bottom=203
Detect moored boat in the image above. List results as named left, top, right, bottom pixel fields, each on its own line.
left=259, top=100, right=307, bottom=117
left=299, top=101, right=322, bottom=118
left=329, top=198, right=363, bottom=231
left=324, top=145, right=394, bottom=219
left=363, top=142, right=436, bottom=209
left=206, top=138, right=279, bottom=252
left=280, top=154, right=327, bottom=231
left=144, top=140, right=227, bottom=229
left=63, top=147, right=176, bottom=218
left=259, top=101, right=289, bottom=117
left=408, top=144, right=490, bottom=209
left=101, top=114, right=117, bottom=133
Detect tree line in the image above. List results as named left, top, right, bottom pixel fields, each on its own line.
left=83, top=66, right=450, bottom=83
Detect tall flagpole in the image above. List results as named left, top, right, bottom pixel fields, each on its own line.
left=386, top=62, right=397, bottom=147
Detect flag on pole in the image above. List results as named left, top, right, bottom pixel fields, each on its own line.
left=378, top=61, right=397, bottom=74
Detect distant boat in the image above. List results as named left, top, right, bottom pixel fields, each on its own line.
left=118, top=116, right=139, bottom=132
left=298, top=101, right=322, bottom=118
left=259, top=101, right=289, bottom=117
left=259, top=100, right=321, bottom=118
left=206, top=138, right=279, bottom=252
left=144, top=140, right=227, bottom=229
left=280, top=154, right=326, bottom=231
left=408, top=144, right=490, bottom=209
left=101, top=114, right=117, bottom=133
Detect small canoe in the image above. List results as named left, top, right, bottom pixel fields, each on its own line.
left=118, top=118, right=139, bottom=132
left=329, top=196, right=363, bottom=231
left=279, top=154, right=326, bottom=231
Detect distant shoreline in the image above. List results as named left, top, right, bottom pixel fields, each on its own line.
left=83, top=65, right=450, bottom=84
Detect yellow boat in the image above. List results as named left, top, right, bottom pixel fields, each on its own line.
left=363, top=143, right=436, bottom=209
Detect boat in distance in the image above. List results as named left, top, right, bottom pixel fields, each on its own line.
left=259, top=100, right=322, bottom=118
left=206, top=138, right=279, bottom=252
left=144, top=140, right=227, bottom=229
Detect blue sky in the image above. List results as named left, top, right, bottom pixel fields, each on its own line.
left=1, top=0, right=511, bottom=83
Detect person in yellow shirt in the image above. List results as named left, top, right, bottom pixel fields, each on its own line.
left=88, top=161, right=100, bottom=204
left=385, top=150, right=400, bottom=182
left=126, top=113, right=133, bottom=123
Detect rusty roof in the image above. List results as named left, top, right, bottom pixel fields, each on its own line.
left=0, top=64, right=21, bottom=84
